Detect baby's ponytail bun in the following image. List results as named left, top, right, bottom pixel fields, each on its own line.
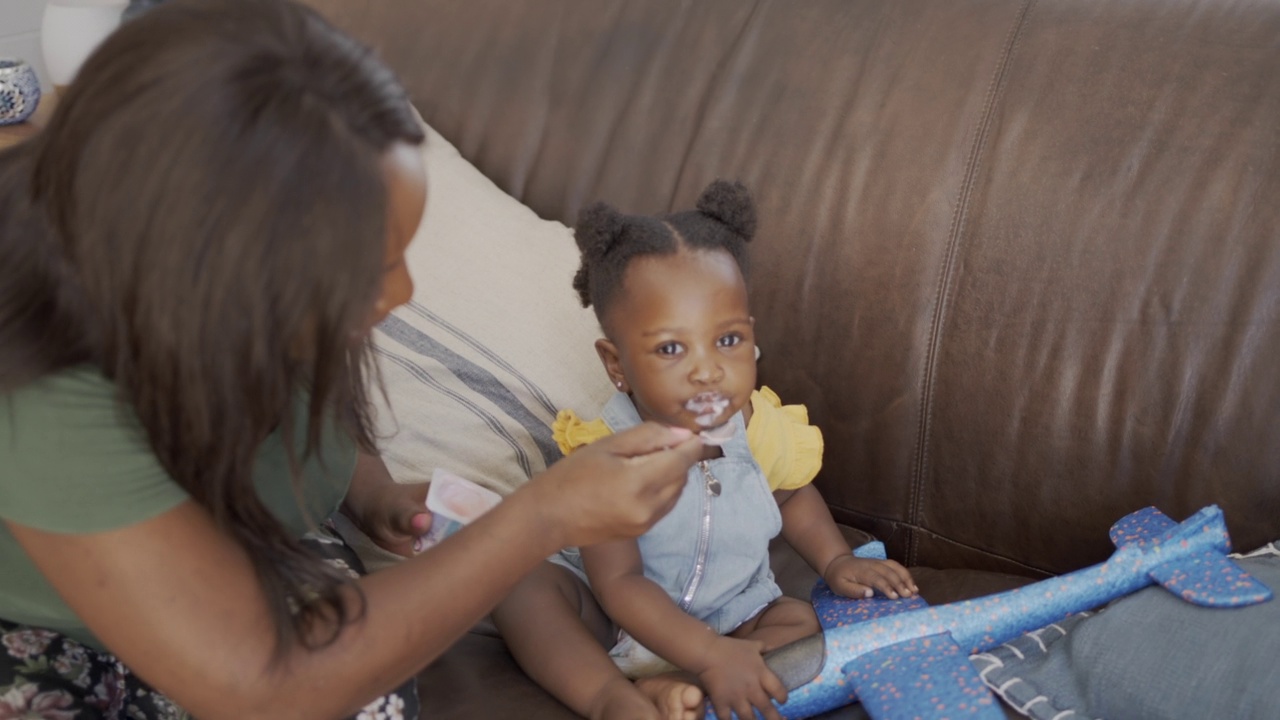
left=572, top=201, right=626, bottom=307
left=695, top=179, right=757, bottom=242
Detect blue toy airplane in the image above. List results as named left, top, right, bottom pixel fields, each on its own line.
left=718, top=504, right=1273, bottom=720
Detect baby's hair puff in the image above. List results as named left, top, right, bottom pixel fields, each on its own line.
left=572, top=179, right=757, bottom=320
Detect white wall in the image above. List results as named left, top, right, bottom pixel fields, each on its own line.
left=0, top=0, right=50, bottom=89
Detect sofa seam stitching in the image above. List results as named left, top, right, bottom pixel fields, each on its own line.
left=828, top=508, right=1055, bottom=576
left=906, top=521, right=1053, bottom=576
left=908, top=0, right=1036, bottom=565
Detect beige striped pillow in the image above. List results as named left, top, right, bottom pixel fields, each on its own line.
left=370, top=117, right=612, bottom=497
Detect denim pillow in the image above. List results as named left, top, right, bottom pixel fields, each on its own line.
left=970, top=547, right=1279, bottom=720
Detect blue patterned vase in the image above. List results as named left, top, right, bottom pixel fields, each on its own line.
left=0, top=58, right=42, bottom=126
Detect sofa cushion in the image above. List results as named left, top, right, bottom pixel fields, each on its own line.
left=417, top=535, right=1029, bottom=720
left=970, top=546, right=1280, bottom=720
left=369, top=117, right=613, bottom=500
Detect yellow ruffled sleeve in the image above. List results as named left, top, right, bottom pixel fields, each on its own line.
left=746, top=387, right=824, bottom=491
left=552, top=409, right=614, bottom=455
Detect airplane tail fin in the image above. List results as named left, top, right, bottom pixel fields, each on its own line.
left=1108, top=505, right=1177, bottom=549
left=1109, top=505, right=1272, bottom=607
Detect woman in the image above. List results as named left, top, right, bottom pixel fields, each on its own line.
left=0, top=1, right=703, bottom=718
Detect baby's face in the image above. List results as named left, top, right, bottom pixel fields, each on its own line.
left=601, top=248, right=756, bottom=434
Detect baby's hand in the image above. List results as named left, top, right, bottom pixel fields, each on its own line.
left=823, top=555, right=918, bottom=600
left=694, top=636, right=787, bottom=720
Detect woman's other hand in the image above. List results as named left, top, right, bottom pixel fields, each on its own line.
left=528, top=422, right=702, bottom=549
left=341, top=451, right=430, bottom=557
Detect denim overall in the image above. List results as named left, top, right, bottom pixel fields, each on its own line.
left=552, top=392, right=784, bottom=676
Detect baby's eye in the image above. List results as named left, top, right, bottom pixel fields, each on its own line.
left=717, top=334, right=743, bottom=348
left=656, top=342, right=684, bottom=356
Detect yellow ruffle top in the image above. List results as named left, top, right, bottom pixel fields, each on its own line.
left=552, top=386, right=823, bottom=491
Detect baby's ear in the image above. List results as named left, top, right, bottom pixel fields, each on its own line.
left=594, top=339, right=627, bottom=392
left=696, top=179, right=757, bottom=242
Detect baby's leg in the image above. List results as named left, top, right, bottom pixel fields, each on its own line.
left=729, top=596, right=821, bottom=653
left=492, top=561, right=701, bottom=720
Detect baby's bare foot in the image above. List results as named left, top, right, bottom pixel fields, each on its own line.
left=635, top=673, right=704, bottom=720
left=588, top=676, right=663, bottom=720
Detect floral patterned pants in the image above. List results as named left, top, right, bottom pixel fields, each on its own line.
left=0, top=521, right=419, bottom=720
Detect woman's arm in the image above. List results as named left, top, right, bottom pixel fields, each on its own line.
left=583, top=540, right=786, bottom=720
left=777, top=484, right=916, bottom=599
left=7, top=422, right=702, bottom=720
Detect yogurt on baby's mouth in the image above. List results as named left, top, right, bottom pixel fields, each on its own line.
left=686, top=392, right=729, bottom=427
left=686, top=392, right=734, bottom=445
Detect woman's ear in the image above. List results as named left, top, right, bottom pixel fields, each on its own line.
left=595, top=338, right=627, bottom=392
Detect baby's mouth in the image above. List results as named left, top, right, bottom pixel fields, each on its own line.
left=685, top=392, right=730, bottom=428
left=685, top=393, right=735, bottom=445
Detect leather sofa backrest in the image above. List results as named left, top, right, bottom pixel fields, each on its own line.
left=304, top=0, right=1280, bottom=576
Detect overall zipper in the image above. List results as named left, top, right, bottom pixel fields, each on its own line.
left=677, top=461, right=720, bottom=612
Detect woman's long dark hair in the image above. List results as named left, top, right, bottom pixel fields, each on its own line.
left=0, top=0, right=424, bottom=655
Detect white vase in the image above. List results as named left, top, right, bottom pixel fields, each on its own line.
left=41, top=0, right=128, bottom=90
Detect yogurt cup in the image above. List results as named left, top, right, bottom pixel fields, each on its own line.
left=412, top=468, right=503, bottom=553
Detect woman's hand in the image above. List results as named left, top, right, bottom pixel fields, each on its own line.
left=527, top=422, right=703, bottom=549
left=341, top=451, right=430, bottom=557
left=823, top=555, right=918, bottom=600
left=345, top=421, right=699, bottom=557
left=694, top=636, right=788, bottom=720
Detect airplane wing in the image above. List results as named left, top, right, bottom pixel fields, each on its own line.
left=842, top=632, right=1004, bottom=720
left=810, top=541, right=930, bottom=628
left=760, top=577, right=933, bottom=718
left=811, top=580, right=930, bottom=629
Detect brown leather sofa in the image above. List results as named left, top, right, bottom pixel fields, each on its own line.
left=303, top=1, right=1280, bottom=717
